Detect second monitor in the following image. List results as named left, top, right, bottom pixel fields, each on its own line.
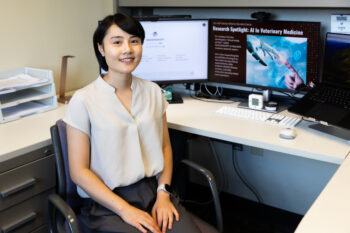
left=208, top=19, right=321, bottom=94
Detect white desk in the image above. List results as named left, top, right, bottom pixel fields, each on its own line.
left=0, top=105, right=67, bottom=163
left=295, top=155, right=350, bottom=233
left=167, top=98, right=350, bottom=164
left=1, top=98, right=350, bottom=232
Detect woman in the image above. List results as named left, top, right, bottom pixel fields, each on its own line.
left=64, top=13, right=204, bottom=233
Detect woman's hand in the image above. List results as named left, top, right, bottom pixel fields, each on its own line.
left=152, top=192, right=180, bottom=233
left=119, top=204, right=161, bottom=233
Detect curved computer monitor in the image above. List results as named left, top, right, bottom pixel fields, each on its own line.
left=132, top=19, right=209, bottom=84
left=208, top=19, right=321, bottom=93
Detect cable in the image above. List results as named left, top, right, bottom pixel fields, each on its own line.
left=252, top=87, right=301, bottom=102
left=203, top=83, right=224, bottom=97
left=276, top=90, right=301, bottom=102
left=187, top=89, right=237, bottom=103
left=190, top=94, right=236, bottom=103
left=208, top=138, right=227, bottom=191
left=231, top=145, right=264, bottom=204
left=204, top=83, right=218, bottom=96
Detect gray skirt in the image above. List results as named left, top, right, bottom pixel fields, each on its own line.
left=79, top=177, right=203, bottom=233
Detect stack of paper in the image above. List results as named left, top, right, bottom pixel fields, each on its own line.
left=0, top=74, right=48, bottom=94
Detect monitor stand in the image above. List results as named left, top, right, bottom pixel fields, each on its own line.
left=262, top=89, right=272, bottom=102
left=309, top=123, right=350, bottom=141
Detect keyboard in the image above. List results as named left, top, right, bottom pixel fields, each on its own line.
left=308, top=85, right=350, bottom=109
left=216, top=106, right=301, bottom=128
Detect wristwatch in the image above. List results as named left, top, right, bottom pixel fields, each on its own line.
left=157, top=184, right=172, bottom=195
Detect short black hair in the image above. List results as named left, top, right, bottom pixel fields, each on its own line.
left=93, top=13, right=145, bottom=71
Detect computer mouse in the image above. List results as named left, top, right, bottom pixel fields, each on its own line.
left=279, top=128, right=297, bottom=140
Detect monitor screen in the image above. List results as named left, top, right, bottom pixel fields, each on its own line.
left=322, top=33, right=350, bottom=89
left=133, top=19, right=209, bottom=83
left=208, top=19, right=320, bottom=92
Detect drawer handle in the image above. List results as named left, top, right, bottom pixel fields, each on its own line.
left=0, top=178, right=36, bottom=198
left=44, top=148, right=52, bottom=156
left=1, top=212, right=37, bottom=233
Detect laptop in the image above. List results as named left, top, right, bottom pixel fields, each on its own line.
left=289, top=32, right=350, bottom=130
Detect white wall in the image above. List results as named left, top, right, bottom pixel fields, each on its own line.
left=0, top=0, right=114, bottom=92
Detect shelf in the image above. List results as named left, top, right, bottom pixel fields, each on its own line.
left=2, top=100, right=54, bottom=123
left=0, top=67, right=57, bottom=124
left=0, top=88, right=52, bottom=108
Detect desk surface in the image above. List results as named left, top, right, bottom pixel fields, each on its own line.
left=0, top=98, right=350, bottom=232
left=295, top=155, right=350, bottom=233
left=167, top=97, right=350, bottom=164
left=0, top=105, right=66, bottom=163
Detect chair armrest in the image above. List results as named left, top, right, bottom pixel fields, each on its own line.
left=48, top=193, right=80, bottom=233
left=181, top=159, right=223, bottom=233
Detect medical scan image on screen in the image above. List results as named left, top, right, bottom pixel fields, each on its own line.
left=246, top=35, right=307, bottom=90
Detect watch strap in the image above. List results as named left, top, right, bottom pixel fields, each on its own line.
left=157, top=184, right=170, bottom=194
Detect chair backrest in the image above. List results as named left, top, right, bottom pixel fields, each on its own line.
left=50, top=119, right=83, bottom=212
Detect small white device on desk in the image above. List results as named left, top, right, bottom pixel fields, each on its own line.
left=248, top=94, right=264, bottom=110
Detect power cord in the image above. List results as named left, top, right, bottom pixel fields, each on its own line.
left=232, top=145, right=264, bottom=204
left=276, top=90, right=301, bottom=102
left=203, top=83, right=224, bottom=97
left=208, top=138, right=227, bottom=191
left=188, top=89, right=237, bottom=104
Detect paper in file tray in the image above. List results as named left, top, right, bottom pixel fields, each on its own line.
left=0, top=67, right=57, bottom=123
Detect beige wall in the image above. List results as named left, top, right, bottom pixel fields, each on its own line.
left=0, top=0, right=114, bottom=92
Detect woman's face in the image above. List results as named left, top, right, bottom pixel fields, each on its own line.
left=98, top=24, right=142, bottom=75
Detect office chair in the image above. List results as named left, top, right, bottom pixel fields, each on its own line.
left=48, top=120, right=223, bottom=233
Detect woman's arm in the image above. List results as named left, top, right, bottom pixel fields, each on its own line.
left=152, top=113, right=179, bottom=233
left=67, top=125, right=160, bottom=233
left=157, top=113, right=173, bottom=186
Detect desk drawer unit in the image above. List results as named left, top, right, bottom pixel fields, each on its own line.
left=0, top=155, right=55, bottom=211
left=0, top=145, right=55, bottom=232
left=0, top=190, right=53, bottom=233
